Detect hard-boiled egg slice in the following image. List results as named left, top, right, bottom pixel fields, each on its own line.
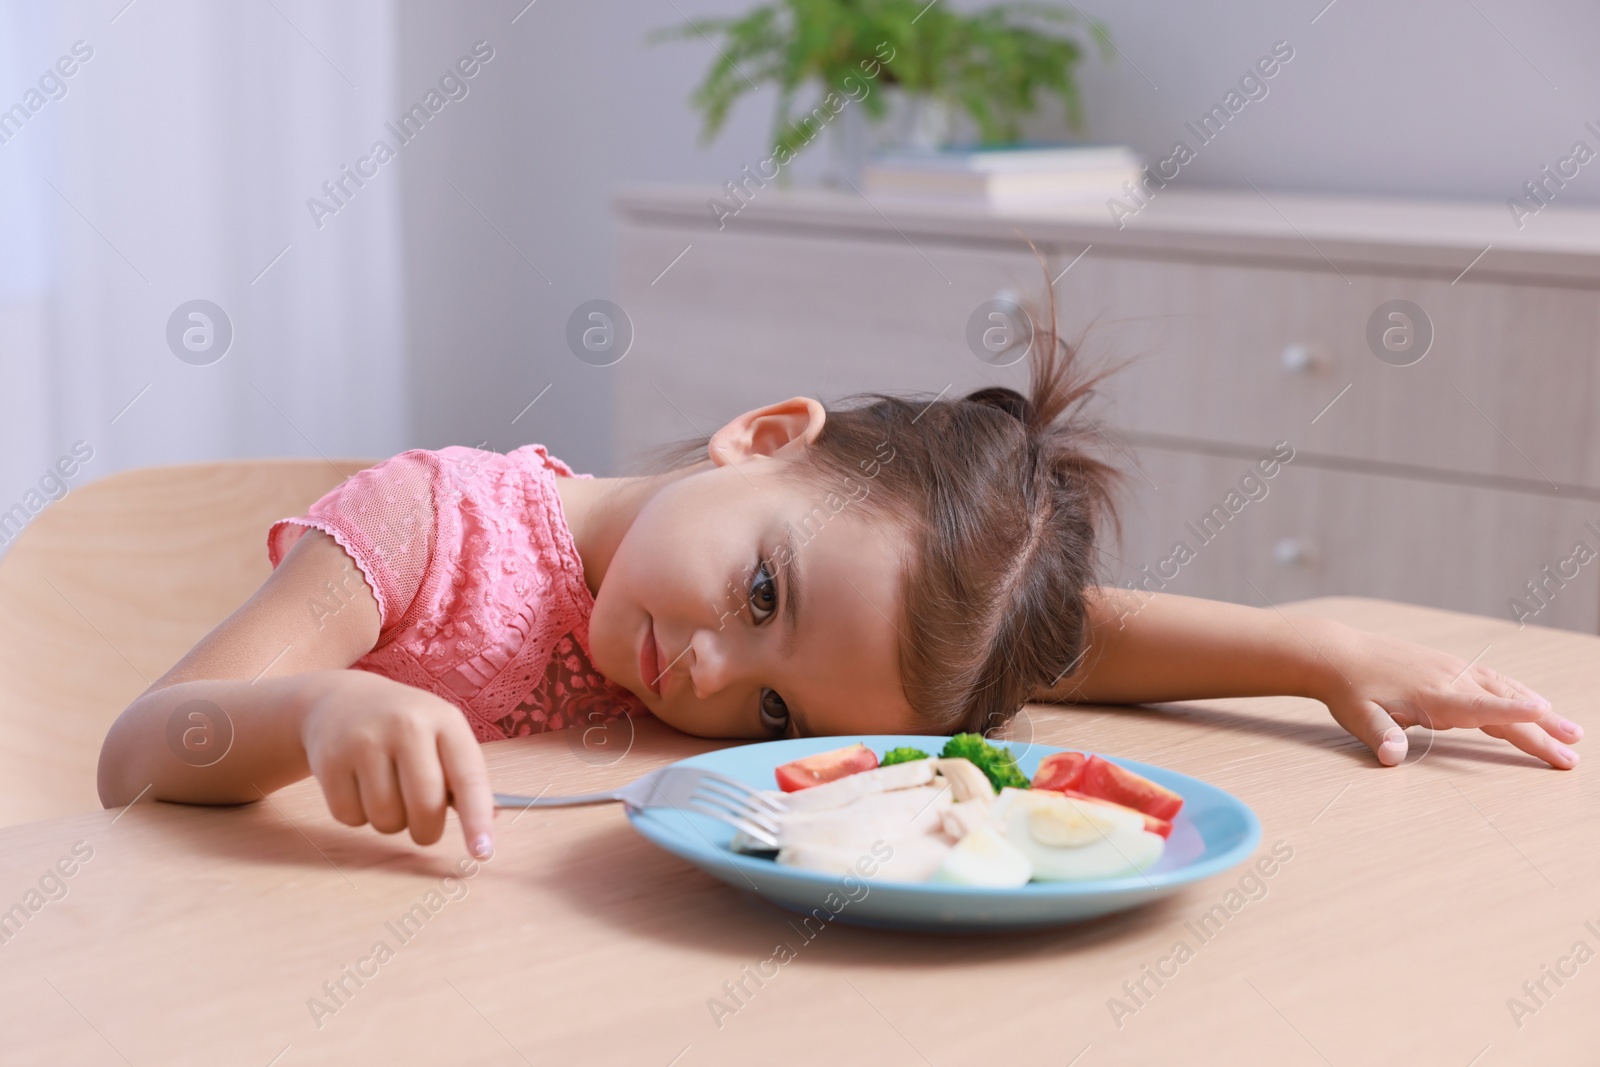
left=1026, top=797, right=1119, bottom=847
left=995, top=788, right=1164, bottom=881
left=931, top=825, right=1033, bottom=888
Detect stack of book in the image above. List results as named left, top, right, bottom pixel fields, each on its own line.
left=863, top=144, right=1143, bottom=205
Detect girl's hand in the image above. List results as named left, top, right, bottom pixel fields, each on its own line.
left=1310, top=622, right=1583, bottom=769
left=300, top=675, right=497, bottom=858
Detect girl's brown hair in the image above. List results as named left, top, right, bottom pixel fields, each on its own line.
left=643, top=254, right=1123, bottom=736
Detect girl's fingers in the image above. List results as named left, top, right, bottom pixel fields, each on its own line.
left=394, top=734, right=449, bottom=847
left=1435, top=687, right=1562, bottom=731
left=1339, top=699, right=1408, bottom=766
left=355, top=753, right=406, bottom=834
left=322, top=768, right=368, bottom=828
left=1481, top=722, right=1580, bottom=770
left=437, top=724, right=495, bottom=861
left=1469, top=668, right=1583, bottom=742
left=1475, top=667, right=1550, bottom=710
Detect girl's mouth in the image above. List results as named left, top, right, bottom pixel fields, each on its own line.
left=639, top=616, right=663, bottom=696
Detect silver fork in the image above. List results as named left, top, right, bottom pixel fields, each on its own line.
left=493, top=766, right=788, bottom=848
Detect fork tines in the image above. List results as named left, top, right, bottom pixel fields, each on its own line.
left=683, top=772, right=786, bottom=848
left=696, top=770, right=787, bottom=816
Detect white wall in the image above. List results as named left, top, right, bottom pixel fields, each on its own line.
left=396, top=0, right=1600, bottom=475
left=392, top=0, right=831, bottom=476
left=0, top=0, right=407, bottom=555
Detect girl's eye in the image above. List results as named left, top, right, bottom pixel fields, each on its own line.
left=759, top=688, right=790, bottom=736
left=748, top=558, right=778, bottom=623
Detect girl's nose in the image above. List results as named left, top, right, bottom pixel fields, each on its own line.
left=686, top=628, right=736, bottom=697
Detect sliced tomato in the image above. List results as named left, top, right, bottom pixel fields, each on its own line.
left=1032, top=751, right=1087, bottom=793
left=773, top=743, right=879, bottom=792
left=1079, top=755, right=1184, bottom=821
left=1038, top=788, right=1174, bottom=839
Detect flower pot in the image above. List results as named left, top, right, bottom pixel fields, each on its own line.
left=828, top=89, right=957, bottom=188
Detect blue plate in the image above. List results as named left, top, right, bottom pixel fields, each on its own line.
left=627, top=735, right=1262, bottom=931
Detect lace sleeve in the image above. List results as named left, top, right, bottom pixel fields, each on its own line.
left=267, top=451, right=438, bottom=639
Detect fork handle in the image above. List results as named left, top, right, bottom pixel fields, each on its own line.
left=492, top=790, right=625, bottom=809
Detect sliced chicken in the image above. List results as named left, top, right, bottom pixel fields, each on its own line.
left=776, top=785, right=951, bottom=850
left=778, top=833, right=954, bottom=883
left=777, top=758, right=936, bottom=813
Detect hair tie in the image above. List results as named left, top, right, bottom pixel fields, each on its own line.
left=962, top=386, right=1033, bottom=425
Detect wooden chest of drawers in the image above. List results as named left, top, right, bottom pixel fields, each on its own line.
left=614, top=185, right=1600, bottom=633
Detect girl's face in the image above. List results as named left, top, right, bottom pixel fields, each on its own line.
left=586, top=398, right=917, bottom=740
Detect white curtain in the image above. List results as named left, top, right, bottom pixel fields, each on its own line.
left=0, top=0, right=406, bottom=555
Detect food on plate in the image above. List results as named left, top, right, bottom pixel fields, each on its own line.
left=939, top=733, right=1030, bottom=791
left=779, top=836, right=955, bottom=883
left=932, top=825, right=1033, bottom=888
left=940, top=800, right=994, bottom=840
left=1044, top=788, right=1173, bottom=839
left=928, top=757, right=995, bottom=802
left=767, top=772, right=954, bottom=877
left=1031, top=751, right=1088, bottom=793
left=992, top=788, right=1164, bottom=881
left=1032, top=751, right=1185, bottom=830
left=778, top=758, right=936, bottom=814
left=774, top=743, right=878, bottom=792
left=732, top=740, right=1183, bottom=887
left=776, top=785, right=950, bottom=849
left=1078, top=755, right=1185, bottom=821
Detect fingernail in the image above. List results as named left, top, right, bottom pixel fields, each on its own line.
left=1383, top=729, right=1406, bottom=747
left=472, top=834, right=494, bottom=860
left=1560, top=718, right=1582, bottom=737
left=1520, top=700, right=1551, bottom=713
left=1558, top=745, right=1579, bottom=763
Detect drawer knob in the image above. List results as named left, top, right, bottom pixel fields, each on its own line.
left=1280, top=343, right=1319, bottom=374
left=1273, top=538, right=1316, bottom=567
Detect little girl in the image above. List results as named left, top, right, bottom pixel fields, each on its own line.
left=96, top=295, right=1581, bottom=863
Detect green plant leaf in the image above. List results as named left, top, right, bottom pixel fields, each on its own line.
left=648, top=0, right=1115, bottom=161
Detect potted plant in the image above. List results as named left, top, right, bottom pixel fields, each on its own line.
left=651, top=0, right=1115, bottom=183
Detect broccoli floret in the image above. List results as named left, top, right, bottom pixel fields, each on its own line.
left=940, top=733, right=1029, bottom=791
left=879, top=746, right=931, bottom=766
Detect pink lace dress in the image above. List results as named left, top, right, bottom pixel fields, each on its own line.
left=266, top=444, right=649, bottom=742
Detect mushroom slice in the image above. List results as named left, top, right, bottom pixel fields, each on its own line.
left=930, top=757, right=995, bottom=802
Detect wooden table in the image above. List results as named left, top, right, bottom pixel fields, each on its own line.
left=1, top=597, right=1594, bottom=1065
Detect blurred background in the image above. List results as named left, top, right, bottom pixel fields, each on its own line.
left=4, top=0, right=1600, bottom=621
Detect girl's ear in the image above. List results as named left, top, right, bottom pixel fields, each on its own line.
left=707, top=397, right=826, bottom=467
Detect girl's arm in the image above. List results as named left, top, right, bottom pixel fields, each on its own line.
left=97, top=528, right=498, bottom=858
left=1035, top=588, right=1583, bottom=769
